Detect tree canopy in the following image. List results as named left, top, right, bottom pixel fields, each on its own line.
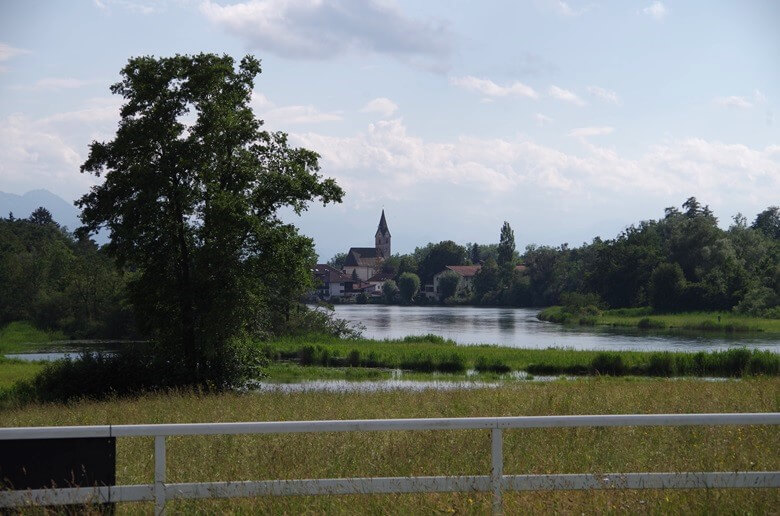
left=77, top=54, right=343, bottom=378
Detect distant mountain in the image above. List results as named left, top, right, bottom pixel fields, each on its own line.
left=0, top=189, right=81, bottom=231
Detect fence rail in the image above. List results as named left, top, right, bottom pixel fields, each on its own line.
left=2, top=413, right=779, bottom=515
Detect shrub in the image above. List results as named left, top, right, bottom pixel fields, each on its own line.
left=7, top=338, right=266, bottom=404
left=646, top=353, right=674, bottom=376
left=347, top=349, right=361, bottom=367
left=397, top=273, right=421, bottom=304
left=382, top=280, right=400, bottom=304
left=590, top=353, right=625, bottom=375
left=637, top=317, right=665, bottom=329
left=474, top=356, right=511, bottom=374
left=438, top=353, right=466, bottom=373
left=436, top=271, right=461, bottom=302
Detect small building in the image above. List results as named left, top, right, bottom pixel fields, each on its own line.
left=312, top=264, right=362, bottom=300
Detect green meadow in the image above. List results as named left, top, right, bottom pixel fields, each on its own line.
left=2, top=378, right=778, bottom=514
left=539, top=307, right=780, bottom=333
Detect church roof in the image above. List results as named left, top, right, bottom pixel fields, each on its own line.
left=376, top=209, right=390, bottom=237
left=344, top=247, right=381, bottom=267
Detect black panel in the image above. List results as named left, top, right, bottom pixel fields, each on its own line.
left=0, top=437, right=116, bottom=491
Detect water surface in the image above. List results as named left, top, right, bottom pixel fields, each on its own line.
left=331, top=305, right=779, bottom=352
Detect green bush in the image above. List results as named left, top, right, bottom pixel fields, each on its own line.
left=6, top=338, right=265, bottom=404
left=590, top=353, right=625, bottom=375
left=637, top=317, right=666, bottom=329
left=438, top=353, right=466, bottom=373
left=474, top=356, right=511, bottom=374
left=646, top=353, right=674, bottom=376
left=347, top=349, right=361, bottom=367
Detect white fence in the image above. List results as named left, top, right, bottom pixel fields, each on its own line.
left=1, top=413, right=779, bottom=515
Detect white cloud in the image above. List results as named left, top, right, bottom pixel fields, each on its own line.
left=28, top=78, right=96, bottom=90
left=263, top=105, right=342, bottom=125
left=548, top=85, right=585, bottom=106
left=92, top=0, right=163, bottom=14
left=535, top=113, right=553, bottom=126
left=199, top=0, right=452, bottom=67
left=587, top=85, right=621, bottom=105
left=0, top=43, right=29, bottom=61
left=288, top=119, right=780, bottom=207
left=0, top=43, right=30, bottom=72
left=0, top=98, right=122, bottom=200
left=250, top=91, right=341, bottom=126
left=714, top=96, right=753, bottom=109
left=451, top=76, right=538, bottom=99
left=569, top=126, right=614, bottom=137
left=361, top=98, right=399, bottom=118
left=642, top=1, right=667, bottom=20
left=540, top=0, right=589, bottom=16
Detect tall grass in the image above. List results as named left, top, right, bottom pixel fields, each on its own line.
left=1, top=378, right=777, bottom=514
left=538, top=307, right=780, bottom=333
left=527, top=349, right=779, bottom=377
left=266, top=334, right=779, bottom=378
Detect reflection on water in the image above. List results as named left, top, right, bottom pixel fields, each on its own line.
left=247, top=379, right=502, bottom=393
left=330, top=305, right=779, bottom=352
left=5, top=351, right=114, bottom=362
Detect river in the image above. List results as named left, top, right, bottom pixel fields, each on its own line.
left=330, top=305, right=779, bottom=352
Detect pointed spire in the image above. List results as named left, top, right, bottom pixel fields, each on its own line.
left=377, top=209, right=390, bottom=236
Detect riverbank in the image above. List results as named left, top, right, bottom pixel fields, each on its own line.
left=2, top=378, right=777, bottom=513
left=0, top=321, right=65, bottom=354
left=263, top=334, right=779, bottom=377
left=538, top=307, right=780, bottom=333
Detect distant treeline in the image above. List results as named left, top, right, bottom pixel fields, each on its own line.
left=331, top=198, right=779, bottom=316
left=0, top=208, right=136, bottom=338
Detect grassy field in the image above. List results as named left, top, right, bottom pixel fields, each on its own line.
left=2, top=378, right=778, bottom=514
left=539, top=306, right=780, bottom=333
left=0, top=321, right=66, bottom=354
left=0, top=357, right=45, bottom=390
left=263, top=334, right=779, bottom=377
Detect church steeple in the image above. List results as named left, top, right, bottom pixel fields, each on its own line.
left=375, top=209, right=391, bottom=258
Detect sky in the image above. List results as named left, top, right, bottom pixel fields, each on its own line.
left=0, top=0, right=778, bottom=261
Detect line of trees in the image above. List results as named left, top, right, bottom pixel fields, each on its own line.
left=334, top=199, right=779, bottom=316
left=0, top=208, right=135, bottom=338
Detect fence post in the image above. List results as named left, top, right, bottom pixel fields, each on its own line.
left=491, top=428, right=503, bottom=515
left=154, top=435, right=166, bottom=515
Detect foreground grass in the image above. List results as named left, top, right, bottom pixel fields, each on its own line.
left=0, top=321, right=66, bottom=354
left=539, top=306, right=780, bottom=333
left=2, top=378, right=778, bottom=514
left=263, top=334, right=779, bottom=377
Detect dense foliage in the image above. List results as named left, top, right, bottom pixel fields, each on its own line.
left=337, top=199, right=779, bottom=314
left=76, top=54, right=343, bottom=382
left=0, top=210, right=134, bottom=338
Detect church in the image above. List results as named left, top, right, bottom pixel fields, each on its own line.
left=343, top=210, right=391, bottom=281
left=312, top=210, right=393, bottom=301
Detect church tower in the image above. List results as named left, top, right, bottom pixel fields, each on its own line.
left=375, top=209, right=391, bottom=259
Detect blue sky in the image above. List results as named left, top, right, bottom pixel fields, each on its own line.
left=1, top=0, right=778, bottom=261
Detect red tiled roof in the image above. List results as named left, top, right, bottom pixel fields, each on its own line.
left=445, top=265, right=481, bottom=277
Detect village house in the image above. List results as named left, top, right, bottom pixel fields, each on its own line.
left=313, top=210, right=392, bottom=300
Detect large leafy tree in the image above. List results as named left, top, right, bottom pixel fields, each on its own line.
left=77, top=54, right=343, bottom=376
